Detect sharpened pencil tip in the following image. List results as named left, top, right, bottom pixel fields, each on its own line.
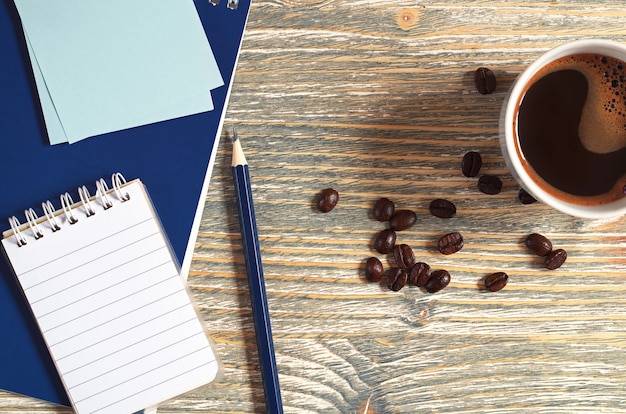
left=231, top=128, right=247, bottom=166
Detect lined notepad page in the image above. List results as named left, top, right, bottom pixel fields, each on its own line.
left=1, top=180, right=219, bottom=414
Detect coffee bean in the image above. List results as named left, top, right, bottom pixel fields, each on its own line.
left=484, top=272, right=508, bottom=292
left=518, top=188, right=537, bottom=204
left=387, top=268, right=408, bottom=291
left=408, top=262, right=431, bottom=287
left=389, top=209, right=417, bottom=231
left=393, top=243, right=416, bottom=269
left=474, top=67, right=497, bottom=94
left=525, top=233, right=552, bottom=256
left=477, top=174, right=502, bottom=195
left=429, top=198, right=457, bottom=218
left=438, top=232, right=464, bottom=255
left=461, top=151, right=482, bottom=177
left=374, top=228, right=397, bottom=254
left=545, top=248, right=567, bottom=270
left=317, top=188, right=339, bottom=212
left=425, top=269, right=451, bottom=293
left=365, top=257, right=384, bottom=282
left=372, top=197, right=395, bottom=221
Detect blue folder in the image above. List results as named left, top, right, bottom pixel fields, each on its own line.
left=0, top=0, right=250, bottom=406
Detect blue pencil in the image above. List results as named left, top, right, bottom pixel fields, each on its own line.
left=231, top=129, right=283, bottom=413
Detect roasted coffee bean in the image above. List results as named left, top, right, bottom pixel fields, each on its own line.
left=438, top=232, right=464, bottom=255
left=372, top=197, right=395, bottom=221
left=545, top=248, right=567, bottom=270
left=518, top=188, right=537, bottom=204
left=484, top=272, right=508, bottom=292
left=525, top=233, right=552, bottom=256
left=425, top=269, right=451, bottom=293
left=393, top=243, right=416, bottom=269
left=477, top=174, right=503, bottom=195
left=387, top=268, right=408, bottom=291
left=374, top=228, right=397, bottom=254
left=429, top=198, right=457, bottom=218
left=317, top=188, right=339, bottom=212
left=461, top=151, right=482, bottom=177
left=389, top=209, right=417, bottom=231
left=409, top=262, right=431, bottom=287
left=474, top=67, right=497, bottom=94
left=365, top=257, right=384, bottom=282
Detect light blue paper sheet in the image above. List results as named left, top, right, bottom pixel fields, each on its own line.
left=14, top=0, right=224, bottom=144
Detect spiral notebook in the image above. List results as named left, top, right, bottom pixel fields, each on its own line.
left=0, top=0, right=251, bottom=408
left=1, top=176, right=220, bottom=414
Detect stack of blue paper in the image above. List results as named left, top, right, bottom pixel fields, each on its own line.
left=0, top=0, right=251, bottom=410
left=14, top=0, right=224, bottom=144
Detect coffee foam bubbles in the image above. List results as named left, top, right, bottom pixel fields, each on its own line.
left=533, top=54, right=626, bottom=154
left=568, top=54, right=626, bottom=154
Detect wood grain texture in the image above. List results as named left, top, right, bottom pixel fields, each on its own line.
left=2, top=1, right=626, bottom=413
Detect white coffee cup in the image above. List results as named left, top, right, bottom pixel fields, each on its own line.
left=500, top=39, right=626, bottom=219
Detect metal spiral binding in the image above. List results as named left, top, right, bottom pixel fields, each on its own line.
left=7, top=173, right=131, bottom=247
left=78, top=186, right=96, bottom=217
left=24, top=208, right=44, bottom=240
left=61, top=192, right=79, bottom=225
left=42, top=200, right=61, bottom=232
left=96, top=178, right=114, bottom=210
left=112, top=173, right=130, bottom=201
left=8, top=217, right=27, bottom=247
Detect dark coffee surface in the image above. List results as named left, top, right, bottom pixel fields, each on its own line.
left=517, top=56, right=626, bottom=202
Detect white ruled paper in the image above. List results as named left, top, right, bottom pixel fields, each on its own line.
left=1, top=180, right=219, bottom=414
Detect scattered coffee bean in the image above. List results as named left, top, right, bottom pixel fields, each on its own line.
left=389, top=209, right=417, bottom=231
left=393, top=243, right=416, bottom=269
left=525, top=233, right=552, bottom=256
left=317, top=188, right=339, bottom=212
left=374, top=228, right=397, bottom=254
left=425, top=269, right=451, bottom=293
left=387, top=268, right=408, bottom=291
left=474, top=67, right=497, bottom=94
left=461, top=151, right=482, bottom=177
left=429, top=198, right=457, bottom=218
left=477, top=174, right=503, bottom=195
left=365, top=257, right=384, bottom=282
left=409, top=262, right=431, bottom=287
left=484, top=271, right=508, bottom=292
left=518, top=188, right=537, bottom=204
left=438, top=232, right=464, bottom=255
left=545, top=248, right=567, bottom=270
left=372, top=197, right=395, bottom=221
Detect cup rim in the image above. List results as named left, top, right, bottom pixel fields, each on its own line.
left=501, top=39, right=626, bottom=219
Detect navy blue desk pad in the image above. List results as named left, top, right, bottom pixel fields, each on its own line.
left=0, top=0, right=250, bottom=406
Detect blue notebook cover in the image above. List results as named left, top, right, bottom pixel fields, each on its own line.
left=0, top=0, right=250, bottom=406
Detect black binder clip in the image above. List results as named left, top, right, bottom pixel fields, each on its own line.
left=209, top=0, right=237, bottom=9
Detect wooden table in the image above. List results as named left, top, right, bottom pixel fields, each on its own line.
left=2, top=1, right=626, bottom=412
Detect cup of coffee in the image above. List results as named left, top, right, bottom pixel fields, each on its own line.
left=500, top=39, right=626, bottom=218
